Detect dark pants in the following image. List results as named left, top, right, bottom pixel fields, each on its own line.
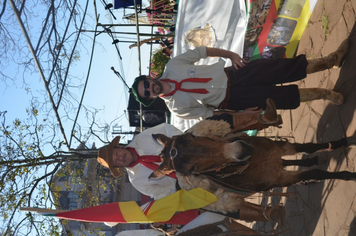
left=207, top=113, right=233, bottom=128
left=223, top=55, right=308, bottom=110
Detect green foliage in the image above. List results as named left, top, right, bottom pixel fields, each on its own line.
left=60, top=50, right=81, bottom=63
left=321, top=14, right=329, bottom=40
left=149, top=49, right=171, bottom=78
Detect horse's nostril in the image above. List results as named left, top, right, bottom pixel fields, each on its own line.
left=239, top=142, right=253, bottom=159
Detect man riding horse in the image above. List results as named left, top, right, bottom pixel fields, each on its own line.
left=97, top=122, right=285, bottom=224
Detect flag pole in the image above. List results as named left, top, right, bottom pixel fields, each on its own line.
left=20, top=207, right=68, bottom=214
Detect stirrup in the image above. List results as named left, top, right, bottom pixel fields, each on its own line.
left=262, top=203, right=285, bottom=225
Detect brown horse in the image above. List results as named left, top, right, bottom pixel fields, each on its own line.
left=149, top=131, right=356, bottom=214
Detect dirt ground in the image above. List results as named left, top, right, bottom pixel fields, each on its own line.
left=239, top=1, right=356, bottom=235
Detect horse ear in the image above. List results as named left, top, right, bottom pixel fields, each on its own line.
left=149, top=168, right=165, bottom=179
left=152, top=134, right=170, bottom=147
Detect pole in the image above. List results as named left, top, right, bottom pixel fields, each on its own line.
left=98, top=23, right=172, bottom=28
left=112, top=131, right=140, bottom=135
left=20, top=207, right=68, bottom=214
left=133, top=0, right=143, bottom=132
left=81, top=29, right=171, bottom=37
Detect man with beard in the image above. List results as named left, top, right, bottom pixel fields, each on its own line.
left=131, top=42, right=348, bottom=123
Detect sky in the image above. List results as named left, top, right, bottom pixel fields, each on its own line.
left=0, top=1, right=158, bottom=233
left=0, top=0, right=156, bottom=147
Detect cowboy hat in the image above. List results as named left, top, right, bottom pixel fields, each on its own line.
left=97, top=136, right=122, bottom=177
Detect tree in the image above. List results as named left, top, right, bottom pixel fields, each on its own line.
left=150, top=49, right=171, bottom=78
left=0, top=108, right=121, bottom=235
left=0, top=0, right=96, bottom=148
left=0, top=0, right=137, bottom=234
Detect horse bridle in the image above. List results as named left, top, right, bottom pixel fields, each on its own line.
left=168, top=139, right=178, bottom=170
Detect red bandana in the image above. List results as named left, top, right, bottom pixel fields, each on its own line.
left=159, top=78, right=212, bottom=97
left=127, top=147, right=177, bottom=179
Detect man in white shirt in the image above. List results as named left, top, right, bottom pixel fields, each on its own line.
left=131, top=41, right=348, bottom=120
left=98, top=123, right=180, bottom=200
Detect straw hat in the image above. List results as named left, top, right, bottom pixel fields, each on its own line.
left=97, top=136, right=122, bottom=177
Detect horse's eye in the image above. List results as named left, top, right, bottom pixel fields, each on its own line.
left=158, top=150, right=167, bottom=158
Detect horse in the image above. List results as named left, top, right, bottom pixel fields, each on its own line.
left=148, top=126, right=356, bottom=215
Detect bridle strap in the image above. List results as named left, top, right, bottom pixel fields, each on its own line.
left=169, top=140, right=177, bottom=170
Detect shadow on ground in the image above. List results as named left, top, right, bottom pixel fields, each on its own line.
left=251, top=22, right=356, bottom=235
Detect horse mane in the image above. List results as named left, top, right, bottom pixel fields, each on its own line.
left=187, top=120, right=246, bottom=142
left=187, top=120, right=232, bottom=138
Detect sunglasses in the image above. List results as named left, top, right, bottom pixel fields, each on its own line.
left=144, top=80, right=150, bottom=98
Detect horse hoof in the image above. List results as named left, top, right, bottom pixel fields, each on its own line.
left=335, top=38, right=350, bottom=68
left=329, top=91, right=344, bottom=105
left=266, top=204, right=286, bottom=226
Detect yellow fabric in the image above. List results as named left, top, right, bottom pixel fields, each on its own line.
left=119, top=201, right=148, bottom=222
left=122, top=188, right=217, bottom=223
left=277, top=0, right=313, bottom=58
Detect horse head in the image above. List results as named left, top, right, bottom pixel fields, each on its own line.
left=148, top=133, right=177, bottom=179
left=149, top=133, right=253, bottom=179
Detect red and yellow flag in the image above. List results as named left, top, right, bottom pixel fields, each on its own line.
left=21, top=188, right=217, bottom=224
